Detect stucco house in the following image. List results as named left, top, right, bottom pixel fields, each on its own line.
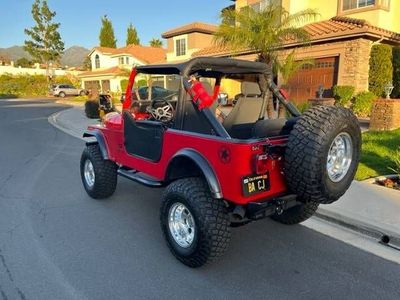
left=190, top=0, right=400, bottom=103
left=161, top=22, right=218, bottom=62
left=79, top=44, right=166, bottom=93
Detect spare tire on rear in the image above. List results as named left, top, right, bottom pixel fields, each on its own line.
left=284, top=106, right=361, bottom=204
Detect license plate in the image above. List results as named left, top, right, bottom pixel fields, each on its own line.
left=242, top=173, right=270, bottom=196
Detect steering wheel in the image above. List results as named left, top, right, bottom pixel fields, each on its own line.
left=147, top=100, right=174, bottom=123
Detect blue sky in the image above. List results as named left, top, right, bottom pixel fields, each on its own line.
left=0, top=0, right=232, bottom=49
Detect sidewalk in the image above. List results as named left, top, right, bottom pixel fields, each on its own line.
left=49, top=106, right=400, bottom=247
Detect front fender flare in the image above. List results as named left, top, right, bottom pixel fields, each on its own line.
left=83, top=130, right=109, bottom=160
left=167, top=149, right=222, bottom=199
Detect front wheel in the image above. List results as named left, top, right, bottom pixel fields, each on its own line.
left=160, top=178, right=231, bottom=268
left=80, top=144, right=117, bottom=199
left=59, top=91, right=66, bottom=98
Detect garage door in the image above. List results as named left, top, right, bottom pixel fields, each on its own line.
left=84, top=81, right=100, bottom=93
left=286, top=57, right=339, bottom=104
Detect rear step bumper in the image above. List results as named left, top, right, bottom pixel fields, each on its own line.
left=118, top=168, right=164, bottom=187
left=246, top=194, right=299, bottom=220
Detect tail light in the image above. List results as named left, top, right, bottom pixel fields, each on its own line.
left=253, top=154, right=269, bottom=175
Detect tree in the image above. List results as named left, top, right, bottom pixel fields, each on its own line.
left=24, top=0, right=64, bottom=68
left=15, top=57, right=33, bottom=68
left=149, top=38, right=163, bottom=48
left=214, top=4, right=318, bottom=117
left=82, top=56, right=92, bottom=71
left=99, top=15, right=117, bottom=48
left=369, top=44, right=393, bottom=97
left=126, top=23, right=140, bottom=45
left=392, top=47, right=400, bottom=98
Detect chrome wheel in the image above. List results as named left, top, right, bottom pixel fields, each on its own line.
left=327, top=132, right=353, bottom=182
left=84, top=160, right=95, bottom=188
left=168, top=202, right=195, bottom=248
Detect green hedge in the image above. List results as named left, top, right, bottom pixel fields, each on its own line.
left=393, top=47, right=400, bottom=98
left=352, top=91, right=377, bottom=117
left=332, top=85, right=355, bottom=107
left=369, top=44, right=393, bottom=97
left=0, top=74, right=76, bottom=97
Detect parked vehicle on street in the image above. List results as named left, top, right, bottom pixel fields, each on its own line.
left=80, top=57, right=361, bottom=268
left=52, top=84, right=88, bottom=98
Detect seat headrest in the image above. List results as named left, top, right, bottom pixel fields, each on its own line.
left=241, top=81, right=261, bottom=96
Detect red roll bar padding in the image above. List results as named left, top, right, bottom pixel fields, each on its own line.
left=123, top=68, right=138, bottom=110
left=184, top=79, right=220, bottom=110
left=279, top=88, right=289, bottom=100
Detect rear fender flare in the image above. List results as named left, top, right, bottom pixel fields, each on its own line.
left=83, top=130, right=109, bottom=160
left=166, top=149, right=222, bottom=199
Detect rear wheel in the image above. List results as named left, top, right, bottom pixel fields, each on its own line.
left=271, top=201, right=319, bottom=225
left=79, top=90, right=86, bottom=96
left=160, top=178, right=231, bottom=268
left=80, top=144, right=117, bottom=199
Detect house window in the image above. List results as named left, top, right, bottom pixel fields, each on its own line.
left=119, top=57, right=124, bottom=65
left=250, top=0, right=269, bottom=12
left=175, top=38, right=186, bottom=56
left=95, top=54, right=100, bottom=69
left=125, top=57, right=129, bottom=65
left=342, top=0, right=375, bottom=11
left=381, top=0, right=390, bottom=8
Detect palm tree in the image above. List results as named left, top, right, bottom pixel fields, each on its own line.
left=149, top=38, right=163, bottom=48
left=278, top=51, right=314, bottom=87
left=214, top=4, right=318, bottom=117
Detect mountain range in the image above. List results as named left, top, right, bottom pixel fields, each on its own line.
left=0, top=45, right=90, bottom=67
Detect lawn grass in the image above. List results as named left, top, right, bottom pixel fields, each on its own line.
left=356, top=128, right=400, bottom=180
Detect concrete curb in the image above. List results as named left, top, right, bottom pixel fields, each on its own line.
left=48, top=109, right=85, bottom=141
left=316, top=208, right=400, bottom=249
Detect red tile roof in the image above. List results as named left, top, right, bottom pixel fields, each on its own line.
left=193, top=17, right=400, bottom=57
left=162, top=22, right=218, bottom=38
left=92, top=44, right=167, bottom=64
left=79, top=66, right=127, bottom=78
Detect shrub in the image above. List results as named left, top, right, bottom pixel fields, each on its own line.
left=388, top=148, right=400, bottom=175
left=392, top=47, right=400, bottom=98
left=120, top=79, right=129, bottom=93
left=351, top=91, right=377, bottom=117
left=137, top=79, right=147, bottom=87
left=332, top=85, right=355, bottom=107
left=0, top=74, right=48, bottom=96
left=369, top=44, right=393, bottom=97
left=84, top=100, right=99, bottom=119
left=296, top=101, right=311, bottom=113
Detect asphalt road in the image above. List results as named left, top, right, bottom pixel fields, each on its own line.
left=0, top=99, right=399, bottom=300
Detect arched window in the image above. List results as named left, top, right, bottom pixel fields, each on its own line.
left=95, top=54, right=100, bottom=69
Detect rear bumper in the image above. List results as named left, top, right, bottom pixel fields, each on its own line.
left=246, top=194, right=299, bottom=220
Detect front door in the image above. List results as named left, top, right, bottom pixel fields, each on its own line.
left=123, top=111, right=164, bottom=161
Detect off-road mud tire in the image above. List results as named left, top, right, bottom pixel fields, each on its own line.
left=285, top=106, right=361, bottom=204
left=271, top=201, right=319, bottom=224
left=160, top=178, right=231, bottom=268
left=80, top=144, right=117, bottom=199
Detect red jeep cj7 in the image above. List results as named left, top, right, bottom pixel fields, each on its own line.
left=80, top=57, right=361, bottom=267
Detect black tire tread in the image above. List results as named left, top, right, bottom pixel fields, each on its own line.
left=271, top=201, right=319, bottom=225
left=80, top=144, right=117, bottom=199
left=285, top=106, right=361, bottom=204
left=161, top=178, right=231, bottom=268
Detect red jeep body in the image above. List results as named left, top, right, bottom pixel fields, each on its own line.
left=85, top=58, right=297, bottom=207
left=81, top=57, right=361, bottom=267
